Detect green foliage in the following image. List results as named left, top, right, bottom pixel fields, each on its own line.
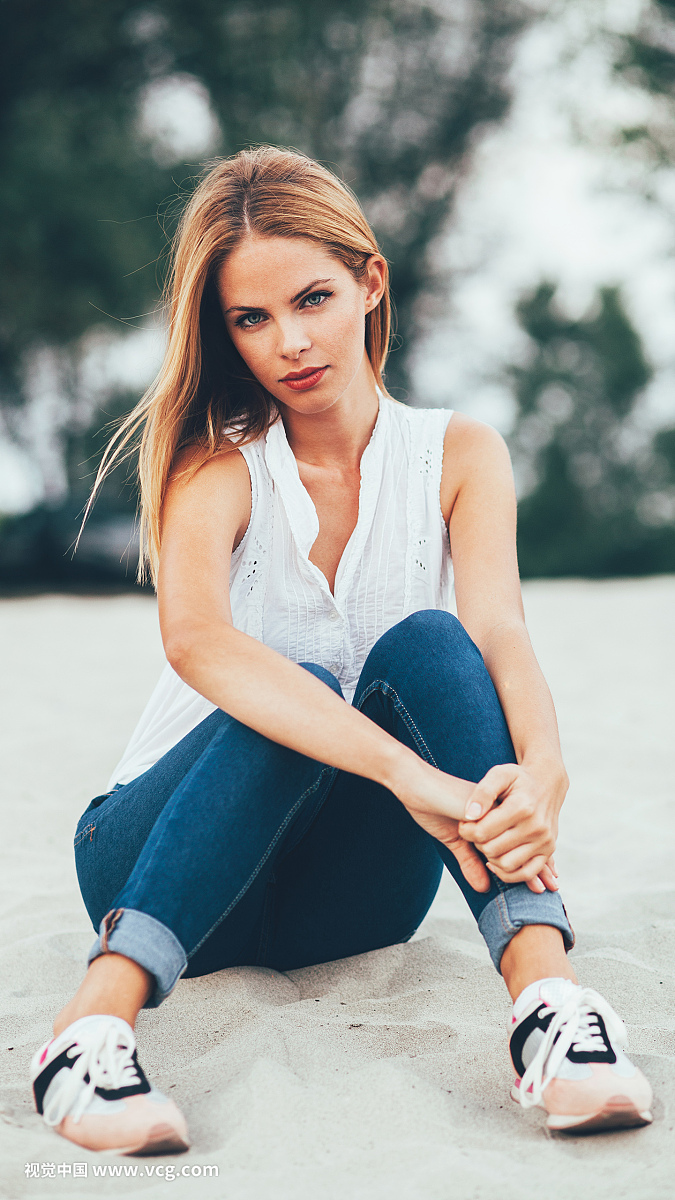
left=615, top=1, right=675, bottom=95
left=0, top=0, right=525, bottom=405
left=0, top=0, right=528, bottom=583
left=509, top=283, right=675, bottom=577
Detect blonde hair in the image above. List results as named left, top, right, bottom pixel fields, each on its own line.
left=86, top=146, right=392, bottom=584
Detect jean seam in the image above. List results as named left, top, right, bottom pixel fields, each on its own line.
left=495, top=889, right=519, bottom=936
left=355, top=679, right=439, bottom=768
left=186, top=765, right=337, bottom=960
left=74, top=823, right=96, bottom=848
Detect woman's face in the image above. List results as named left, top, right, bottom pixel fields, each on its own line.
left=216, top=236, right=385, bottom=415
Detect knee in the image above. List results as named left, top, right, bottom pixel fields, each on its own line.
left=373, top=610, right=481, bottom=671
left=299, top=662, right=344, bottom=697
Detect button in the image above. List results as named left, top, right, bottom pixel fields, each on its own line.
left=329, top=663, right=341, bottom=674
left=328, top=610, right=340, bottom=622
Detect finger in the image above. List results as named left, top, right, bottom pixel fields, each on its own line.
left=476, top=828, right=527, bottom=860
left=527, top=875, right=546, bottom=893
left=463, top=764, right=520, bottom=821
left=447, top=839, right=491, bottom=893
left=489, top=839, right=555, bottom=875
left=460, top=796, right=527, bottom=844
left=537, top=864, right=559, bottom=892
left=548, top=855, right=558, bottom=878
left=488, top=843, right=541, bottom=875
left=486, top=854, right=548, bottom=885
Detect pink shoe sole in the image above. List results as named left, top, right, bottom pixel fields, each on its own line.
left=55, top=1104, right=190, bottom=1156
left=510, top=1083, right=653, bottom=1133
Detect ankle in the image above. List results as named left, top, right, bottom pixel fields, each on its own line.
left=501, top=925, right=577, bottom=1003
left=53, top=954, right=152, bottom=1038
left=53, top=1001, right=127, bottom=1039
left=511, top=976, right=579, bottom=1020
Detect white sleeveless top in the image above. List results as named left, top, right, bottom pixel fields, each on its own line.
left=109, top=395, right=454, bottom=787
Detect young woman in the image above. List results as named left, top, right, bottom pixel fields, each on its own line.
left=31, top=147, right=652, bottom=1155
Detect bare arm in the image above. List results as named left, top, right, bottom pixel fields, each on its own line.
left=157, top=445, right=491, bottom=892
left=440, top=415, right=568, bottom=887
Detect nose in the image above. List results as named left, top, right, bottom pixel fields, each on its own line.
left=276, top=315, right=312, bottom=361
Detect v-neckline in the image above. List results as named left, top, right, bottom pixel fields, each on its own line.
left=264, top=392, right=387, bottom=601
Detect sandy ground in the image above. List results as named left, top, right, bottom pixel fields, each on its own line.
left=0, top=578, right=674, bottom=1199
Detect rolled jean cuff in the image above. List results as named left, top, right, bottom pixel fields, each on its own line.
left=477, top=883, right=575, bottom=974
left=87, top=908, right=187, bottom=1008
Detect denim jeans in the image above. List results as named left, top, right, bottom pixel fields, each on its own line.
left=74, top=611, right=574, bottom=1007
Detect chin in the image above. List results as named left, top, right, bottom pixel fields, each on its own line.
left=275, top=386, right=344, bottom=416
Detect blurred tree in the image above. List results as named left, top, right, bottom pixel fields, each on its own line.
left=0, top=0, right=525, bottom=408
left=0, top=0, right=527, bottom=582
left=509, top=282, right=675, bottom=577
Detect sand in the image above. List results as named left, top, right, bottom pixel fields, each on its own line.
left=0, top=578, right=674, bottom=1199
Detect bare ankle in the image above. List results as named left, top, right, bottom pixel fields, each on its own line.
left=501, top=925, right=577, bottom=1003
left=52, top=953, right=152, bottom=1038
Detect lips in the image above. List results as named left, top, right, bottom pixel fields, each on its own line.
left=280, top=366, right=329, bottom=392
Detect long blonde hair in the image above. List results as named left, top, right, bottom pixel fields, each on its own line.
left=86, top=146, right=392, bottom=584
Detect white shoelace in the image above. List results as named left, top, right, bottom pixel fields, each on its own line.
left=518, top=987, right=627, bottom=1110
left=43, top=1022, right=142, bottom=1127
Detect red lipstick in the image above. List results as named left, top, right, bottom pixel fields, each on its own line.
left=280, top=366, right=328, bottom=391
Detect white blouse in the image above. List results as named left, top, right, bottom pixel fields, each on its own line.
left=108, top=394, right=455, bottom=787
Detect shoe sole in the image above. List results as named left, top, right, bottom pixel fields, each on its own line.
left=128, top=1122, right=191, bottom=1156
left=60, top=1123, right=190, bottom=1157
left=510, top=1084, right=652, bottom=1133
left=547, top=1099, right=653, bottom=1134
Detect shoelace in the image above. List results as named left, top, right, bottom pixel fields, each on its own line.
left=518, top=987, right=627, bottom=1110
left=42, top=1023, right=142, bottom=1127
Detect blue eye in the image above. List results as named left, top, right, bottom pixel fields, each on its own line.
left=302, top=290, right=332, bottom=308
left=237, top=312, right=265, bottom=328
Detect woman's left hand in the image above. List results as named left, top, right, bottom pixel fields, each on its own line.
left=458, top=762, right=568, bottom=894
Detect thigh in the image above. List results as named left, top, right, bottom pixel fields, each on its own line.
left=262, top=768, right=443, bottom=971
left=74, top=707, right=232, bottom=927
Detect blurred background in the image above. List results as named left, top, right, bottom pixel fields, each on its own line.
left=1, top=0, right=675, bottom=588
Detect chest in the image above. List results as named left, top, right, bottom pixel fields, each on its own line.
left=296, top=462, right=361, bottom=594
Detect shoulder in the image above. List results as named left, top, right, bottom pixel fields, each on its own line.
left=162, top=437, right=253, bottom=545
left=167, top=437, right=252, bottom=499
left=440, top=413, right=513, bottom=522
left=443, top=411, right=509, bottom=457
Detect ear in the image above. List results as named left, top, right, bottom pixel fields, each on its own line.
left=363, top=255, right=387, bottom=313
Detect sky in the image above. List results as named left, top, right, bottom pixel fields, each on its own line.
left=1, top=0, right=674, bottom=513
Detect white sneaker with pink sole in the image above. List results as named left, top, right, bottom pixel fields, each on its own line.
left=31, top=1014, right=190, bottom=1155
left=509, top=978, right=653, bottom=1133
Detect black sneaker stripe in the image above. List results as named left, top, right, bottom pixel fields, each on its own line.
left=509, top=1005, right=618, bottom=1079
left=33, top=1045, right=79, bottom=1115
left=566, top=1012, right=616, bottom=1065
left=33, top=1044, right=151, bottom=1115
left=93, top=1050, right=151, bottom=1101
left=509, top=1005, right=554, bottom=1079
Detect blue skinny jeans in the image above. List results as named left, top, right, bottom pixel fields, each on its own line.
left=74, top=611, right=573, bottom=1007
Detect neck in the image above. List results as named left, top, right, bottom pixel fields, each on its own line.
left=277, top=352, right=380, bottom=470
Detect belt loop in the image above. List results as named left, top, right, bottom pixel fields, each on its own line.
left=100, top=908, right=124, bottom=952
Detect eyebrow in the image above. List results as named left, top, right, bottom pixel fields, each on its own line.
left=223, top=278, right=334, bottom=316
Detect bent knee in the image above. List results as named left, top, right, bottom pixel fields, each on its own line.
left=359, top=610, right=486, bottom=695
left=378, top=610, right=479, bottom=660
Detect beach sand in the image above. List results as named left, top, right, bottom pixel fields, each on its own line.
left=0, top=578, right=673, bottom=1198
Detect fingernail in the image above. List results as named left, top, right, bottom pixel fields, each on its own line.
left=466, top=802, right=482, bottom=819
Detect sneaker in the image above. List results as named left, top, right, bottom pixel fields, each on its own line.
left=509, top=980, right=653, bottom=1132
left=31, top=1014, right=190, bottom=1155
